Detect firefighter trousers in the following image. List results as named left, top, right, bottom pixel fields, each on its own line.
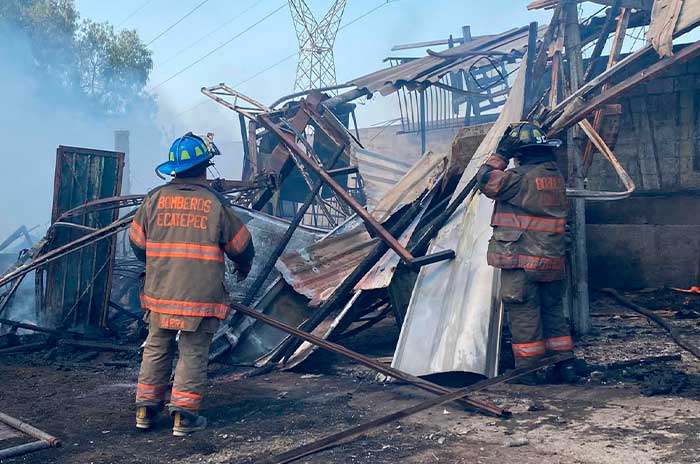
left=500, top=269, right=574, bottom=367
left=135, top=318, right=215, bottom=416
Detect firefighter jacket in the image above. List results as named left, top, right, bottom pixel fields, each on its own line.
left=128, top=177, right=254, bottom=329
left=477, top=153, right=568, bottom=282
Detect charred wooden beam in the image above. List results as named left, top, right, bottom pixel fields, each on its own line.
left=548, top=40, right=700, bottom=135
left=583, top=0, right=623, bottom=82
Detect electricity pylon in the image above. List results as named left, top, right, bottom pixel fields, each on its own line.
left=288, top=0, right=348, bottom=93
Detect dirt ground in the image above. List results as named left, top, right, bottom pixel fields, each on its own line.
left=2, top=289, right=700, bottom=464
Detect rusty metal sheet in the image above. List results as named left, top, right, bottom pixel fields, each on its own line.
left=277, top=152, right=448, bottom=306
left=276, top=228, right=378, bottom=307
left=348, top=25, right=545, bottom=96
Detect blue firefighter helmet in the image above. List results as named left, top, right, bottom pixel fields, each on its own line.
left=157, top=132, right=214, bottom=177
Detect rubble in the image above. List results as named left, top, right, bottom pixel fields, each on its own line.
left=3, top=0, right=700, bottom=462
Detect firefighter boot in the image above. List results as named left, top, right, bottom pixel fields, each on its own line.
left=135, top=406, right=157, bottom=430
left=556, top=359, right=578, bottom=384
left=172, top=411, right=207, bottom=437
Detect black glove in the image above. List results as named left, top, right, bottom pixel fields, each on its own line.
left=235, top=265, right=251, bottom=282
left=496, top=126, right=518, bottom=159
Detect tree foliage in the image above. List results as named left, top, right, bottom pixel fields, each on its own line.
left=0, top=0, right=154, bottom=116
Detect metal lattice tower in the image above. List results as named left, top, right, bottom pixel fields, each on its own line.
left=288, top=0, right=348, bottom=92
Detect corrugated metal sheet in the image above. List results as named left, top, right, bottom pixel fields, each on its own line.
left=392, top=62, right=529, bottom=378
left=352, top=147, right=418, bottom=211
left=348, top=25, right=546, bottom=96
left=277, top=152, right=448, bottom=306
left=276, top=228, right=378, bottom=307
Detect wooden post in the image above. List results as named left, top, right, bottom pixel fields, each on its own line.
left=562, top=0, right=591, bottom=335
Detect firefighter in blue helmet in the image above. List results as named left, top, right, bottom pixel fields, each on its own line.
left=129, top=133, right=255, bottom=435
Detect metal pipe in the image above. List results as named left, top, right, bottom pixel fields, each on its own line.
left=0, top=215, right=134, bottom=288
left=322, top=88, right=371, bottom=109
left=0, top=412, right=61, bottom=446
left=232, top=303, right=508, bottom=417
left=270, top=83, right=356, bottom=109
left=0, top=317, right=85, bottom=338
left=0, top=440, right=52, bottom=460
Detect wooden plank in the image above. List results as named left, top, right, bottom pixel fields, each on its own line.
left=584, top=0, right=623, bottom=81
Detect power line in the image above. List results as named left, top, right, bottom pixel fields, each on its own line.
left=146, top=0, right=212, bottom=47
left=150, top=3, right=286, bottom=91
left=117, top=0, right=156, bottom=28
left=174, top=0, right=399, bottom=117
left=159, top=0, right=265, bottom=67
left=339, top=0, right=399, bottom=30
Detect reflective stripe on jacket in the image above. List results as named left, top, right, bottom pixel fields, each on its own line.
left=477, top=153, right=568, bottom=281
left=128, top=178, right=255, bottom=323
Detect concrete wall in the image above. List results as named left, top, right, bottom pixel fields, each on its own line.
left=586, top=55, right=700, bottom=288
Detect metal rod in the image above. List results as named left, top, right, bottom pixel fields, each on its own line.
left=232, top=303, right=507, bottom=417
left=259, top=353, right=571, bottom=464
left=270, top=83, right=356, bottom=109
left=258, top=114, right=418, bottom=265
left=0, top=215, right=134, bottom=288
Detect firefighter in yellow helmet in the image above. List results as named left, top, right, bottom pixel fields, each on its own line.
left=129, top=133, right=254, bottom=435
left=477, top=122, right=575, bottom=384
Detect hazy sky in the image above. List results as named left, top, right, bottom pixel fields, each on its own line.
left=74, top=0, right=554, bottom=141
